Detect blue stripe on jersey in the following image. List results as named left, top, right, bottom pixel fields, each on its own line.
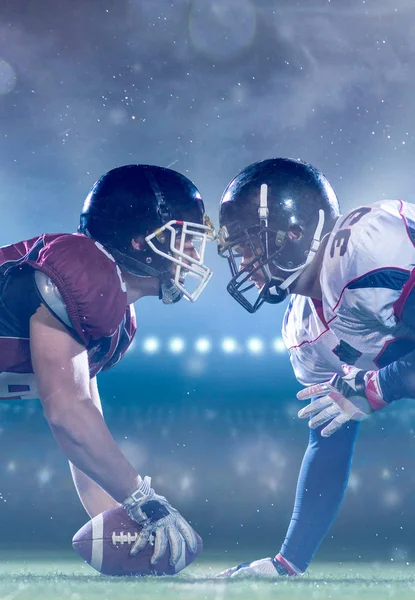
left=401, top=283, right=415, bottom=329
left=405, top=215, right=415, bottom=246
left=377, top=282, right=415, bottom=399
left=347, top=268, right=409, bottom=291
left=375, top=339, right=415, bottom=369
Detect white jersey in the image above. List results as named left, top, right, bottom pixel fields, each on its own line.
left=282, top=200, right=415, bottom=386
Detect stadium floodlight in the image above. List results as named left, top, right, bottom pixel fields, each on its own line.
left=195, top=337, right=211, bottom=354
left=273, top=338, right=286, bottom=353
left=246, top=337, right=263, bottom=354
left=37, top=467, right=52, bottom=485
left=142, top=337, right=160, bottom=354
left=222, top=337, right=237, bottom=353
left=169, top=337, right=185, bottom=354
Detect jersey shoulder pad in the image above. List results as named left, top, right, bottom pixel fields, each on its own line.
left=28, top=234, right=128, bottom=345
left=321, top=200, right=414, bottom=310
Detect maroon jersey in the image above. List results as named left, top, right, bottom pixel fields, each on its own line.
left=0, top=233, right=136, bottom=399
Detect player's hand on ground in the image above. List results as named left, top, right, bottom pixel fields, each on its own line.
left=297, top=365, right=387, bottom=437
left=216, top=556, right=299, bottom=579
left=122, top=476, right=197, bottom=565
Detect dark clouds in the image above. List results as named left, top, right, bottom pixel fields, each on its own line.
left=1, top=0, right=415, bottom=329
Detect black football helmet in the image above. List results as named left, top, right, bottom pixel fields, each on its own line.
left=218, top=158, right=340, bottom=313
left=79, top=164, right=215, bottom=304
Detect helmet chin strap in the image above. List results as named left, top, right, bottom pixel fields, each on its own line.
left=263, top=283, right=288, bottom=304
left=158, top=273, right=183, bottom=304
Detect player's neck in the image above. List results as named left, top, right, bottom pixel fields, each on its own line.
left=290, top=235, right=329, bottom=301
left=121, top=271, right=160, bottom=304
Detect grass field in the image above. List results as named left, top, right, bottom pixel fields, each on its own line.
left=1, top=552, right=415, bottom=600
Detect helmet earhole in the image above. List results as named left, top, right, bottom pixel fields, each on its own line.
left=146, top=257, right=152, bottom=264
left=287, top=224, right=303, bottom=241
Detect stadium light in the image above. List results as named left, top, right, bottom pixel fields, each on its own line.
left=142, top=337, right=160, bottom=354
left=37, top=467, right=52, bottom=485
left=247, top=337, right=263, bottom=354
left=195, top=337, right=211, bottom=354
left=222, top=337, right=237, bottom=353
left=169, top=337, right=185, bottom=354
left=273, top=338, right=286, bottom=353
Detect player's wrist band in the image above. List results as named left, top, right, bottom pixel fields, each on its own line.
left=123, top=475, right=152, bottom=508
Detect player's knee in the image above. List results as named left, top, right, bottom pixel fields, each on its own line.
left=309, top=421, right=360, bottom=463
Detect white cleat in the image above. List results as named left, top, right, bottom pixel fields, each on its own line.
left=216, top=557, right=290, bottom=579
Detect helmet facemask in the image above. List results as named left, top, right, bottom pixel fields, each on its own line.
left=82, top=214, right=215, bottom=305
left=218, top=183, right=326, bottom=313
left=218, top=224, right=288, bottom=313
left=144, top=215, right=215, bottom=304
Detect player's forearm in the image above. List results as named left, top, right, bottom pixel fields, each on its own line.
left=69, top=462, right=120, bottom=518
left=380, top=291, right=415, bottom=402
left=44, top=399, right=140, bottom=503
left=377, top=348, right=415, bottom=402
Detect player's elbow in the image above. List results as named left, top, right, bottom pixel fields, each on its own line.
left=41, top=395, right=92, bottom=431
left=42, top=404, right=68, bottom=429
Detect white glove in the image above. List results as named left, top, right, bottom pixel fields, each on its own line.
left=297, top=365, right=387, bottom=437
left=216, top=556, right=301, bottom=579
left=122, top=476, right=197, bottom=565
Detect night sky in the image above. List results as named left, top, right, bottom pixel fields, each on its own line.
left=1, top=0, right=415, bottom=334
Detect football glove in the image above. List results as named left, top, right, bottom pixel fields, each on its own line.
left=216, top=554, right=302, bottom=579
left=297, top=365, right=387, bottom=437
left=122, top=476, right=197, bottom=565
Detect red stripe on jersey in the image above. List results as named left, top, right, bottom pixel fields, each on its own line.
left=311, top=299, right=328, bottom=327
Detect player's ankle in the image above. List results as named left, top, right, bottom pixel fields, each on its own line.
left=275, top=553, right=304, bottom=576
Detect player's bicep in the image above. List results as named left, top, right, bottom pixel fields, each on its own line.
left=30, top=303, right=91, bottom=417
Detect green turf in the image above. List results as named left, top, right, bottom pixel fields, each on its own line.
left=0, top=552, right=414, bottom=600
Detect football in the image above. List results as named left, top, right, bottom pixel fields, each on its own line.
left=72, top=506, right=203, bottom=576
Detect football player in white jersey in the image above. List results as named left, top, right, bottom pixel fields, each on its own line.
left=216, top=158, right=415, bottom=578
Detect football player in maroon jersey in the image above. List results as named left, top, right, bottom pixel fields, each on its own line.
left=0, top=164, right=214, bottom=566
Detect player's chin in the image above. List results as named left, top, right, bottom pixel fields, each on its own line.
left=249, top=277, right=265, bottom=290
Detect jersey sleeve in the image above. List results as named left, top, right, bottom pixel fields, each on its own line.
left=102, top=304, right=137, bottom=372
left=27, top=234, right=128, bottom=346
left=322, top=200, right=415, bottom=330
